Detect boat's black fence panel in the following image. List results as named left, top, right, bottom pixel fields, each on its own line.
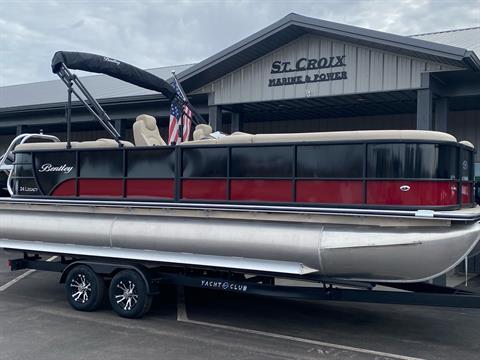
left=34, top=151, right=76, bottom=195
left=51, top=51, right=177, bottom=100
left=11, top=139, right=476, bottom=210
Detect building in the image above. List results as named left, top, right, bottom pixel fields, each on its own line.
left=1, top=13, right=479, bottom=159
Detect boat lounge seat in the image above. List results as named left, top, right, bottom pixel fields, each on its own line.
left=180, top=138, right=218, bottom=146
left=179, top=130, right=460, bottom=146
left=75, top=138, right=133, bottom=148
left=133, top=114, right=166, bottom=146
left=217, top=134, right=253, bottom=144
left=460, top=140, right=474, bottom=148
left=231, top=131, right=251, bottom=136
left=15, top=138, right=133, bottom=151
left=250, top=130, right=458, bottom=144
left=15, top=141, right=81, bottom=151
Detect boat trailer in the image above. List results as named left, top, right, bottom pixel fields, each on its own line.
left=6, top=251, right=480, bottom=319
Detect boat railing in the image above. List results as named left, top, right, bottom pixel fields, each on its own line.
left=0, top=133, right=60, bottom=195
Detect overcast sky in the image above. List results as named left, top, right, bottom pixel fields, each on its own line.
left=1, top=0, right=479, bottom=87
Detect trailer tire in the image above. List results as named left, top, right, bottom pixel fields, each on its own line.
left=65, top=265, right=105, bottom=312
left=109, top=270, right=152, bottom=319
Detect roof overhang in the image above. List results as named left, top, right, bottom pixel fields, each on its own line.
left=430, top=69, right=480, bottom=98
left=0, top=94, right=168, bottom=116
left=0, top=93, right=208, bottom=121
left=177, top=13, right=480, bottom=92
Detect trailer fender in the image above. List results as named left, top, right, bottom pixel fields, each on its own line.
left=60, top=261, right=159, bottom=295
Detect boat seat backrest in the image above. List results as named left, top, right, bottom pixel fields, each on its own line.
left=193, top=124, right=213, bottom=141
left=133, top=114, right=166, bottom=146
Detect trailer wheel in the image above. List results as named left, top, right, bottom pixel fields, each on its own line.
left=65, top=265, right=105, bottom=312
left=109, top=270, right=152, bottom=319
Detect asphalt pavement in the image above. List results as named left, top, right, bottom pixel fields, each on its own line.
left=0, top=249, right=479, bottom=360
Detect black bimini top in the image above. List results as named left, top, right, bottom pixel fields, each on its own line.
left=51, top=51, right=177, bottom=100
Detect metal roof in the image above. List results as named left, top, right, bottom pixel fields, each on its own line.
left=0, top=64, right=193, bottom=109
left=411, top=27, right=480, bottom=57
left=177, top=13, right=480, bottom=92
left=411, top=26, right=480, bottom=56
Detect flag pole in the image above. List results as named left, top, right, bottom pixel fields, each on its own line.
left=171, top=71, right=207, bottom=125
left=171, top=70, right=187, bottom=100
left=172, top=71, right=184, bottom=143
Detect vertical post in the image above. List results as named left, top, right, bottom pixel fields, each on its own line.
left=434, top=97, right=449, bottom=133
left=16, top=124, right=26, bottom=136
left=114, top=119, right=127, bottom=139
left=179, top=108, right=184, bottom=143
left=209, top=105, right=223, bottom=132
left=231, top=112, right=242, bottom=133
left=416, top=88, right=433, bottom=130
left=66, top=82, right=73, bottom=149
left=175, top=146, right=181, bottom=201
left=465, top=256, right=469, bottom=287
left=431, top=274, right=447, bottom=286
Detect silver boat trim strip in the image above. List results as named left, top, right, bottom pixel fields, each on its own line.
left=0, top=240, right=318, bottom=275
left=1, top=197, right=479, bottom=221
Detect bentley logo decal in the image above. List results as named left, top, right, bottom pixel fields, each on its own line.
left=103, top=56, right=121, bottom=65
left=38, top=163, right=74, bottom=174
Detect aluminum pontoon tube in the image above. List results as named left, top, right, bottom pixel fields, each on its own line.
left=0, top=208, right=479, bottom=282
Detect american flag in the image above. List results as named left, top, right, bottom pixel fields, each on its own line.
left=168, top=79, right=192, bottom=145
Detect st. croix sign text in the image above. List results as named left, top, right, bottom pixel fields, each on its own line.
left=268, top=55, right=347, bottom=87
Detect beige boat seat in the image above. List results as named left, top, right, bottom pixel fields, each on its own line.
left=179, top=130, right=461, bottom=146
left=459, top=140, right=474, bottom=149
left=180, top=138, right=218, bottom=146
left=75, top=138, right=133, bottom=148
left=231, top=131, right=251, bottom=136
left=15, top=138, right=133, bottom=151
left=217, top=134, right=253, bottom=144
left=15, top=141, right=81, bottom=151
left=183, top=129, right=254, bottom=146
left=250, top=130, right=458, bottom=144
left=193, top=124, right=213, bottom=141
left=133, top=114, right=166, bottom=146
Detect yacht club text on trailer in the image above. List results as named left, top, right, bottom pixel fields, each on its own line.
left=1, top=51, right=480, bottom=318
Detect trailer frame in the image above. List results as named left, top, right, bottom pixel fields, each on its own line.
left=6, top=251, right=480, bottom=319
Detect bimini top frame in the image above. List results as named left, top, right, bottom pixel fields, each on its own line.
left=51, top=51, right=206, bottom=148
left=55, top=64, right=122, bottom=147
